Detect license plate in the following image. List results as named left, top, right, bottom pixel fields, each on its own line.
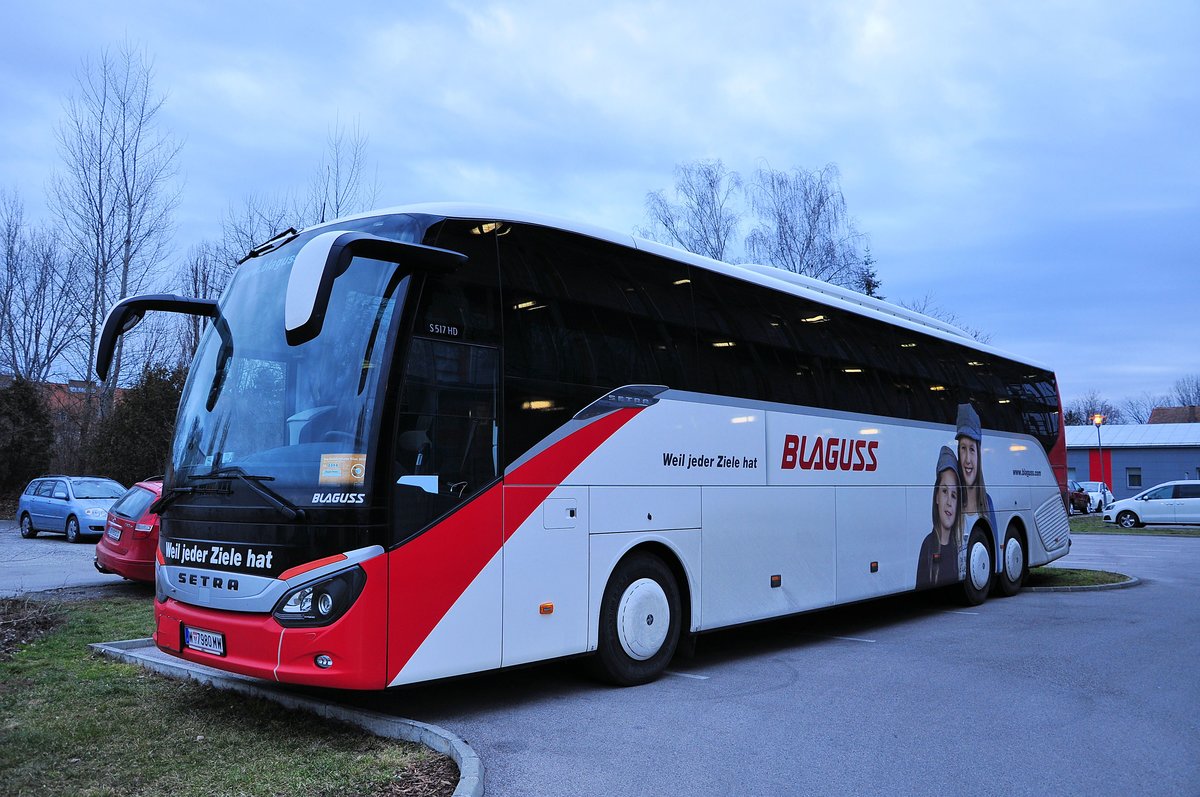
left=105, top=522, right=121, bottom=541
left=183, top=626, right=225, bottom=656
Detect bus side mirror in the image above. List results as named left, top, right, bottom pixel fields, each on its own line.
left=98, top=294, right=219, bottom=380
left=285, top=231, right=468, bottom=346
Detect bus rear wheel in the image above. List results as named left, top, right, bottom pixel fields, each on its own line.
left=592, top=552, right=681, bottom=686
left=962, top=527, right=992, bottom=606
left=996, top=525, right=1026, bottom=597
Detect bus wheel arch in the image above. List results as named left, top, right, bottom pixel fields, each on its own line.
left=591, top=545, right=686, bottom=686
left=996, top=520, right=1028, bottom=597
left=962, top=522, right=994, bottom=606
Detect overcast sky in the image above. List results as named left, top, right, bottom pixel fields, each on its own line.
left=2, top=1, right=1197, bottom=408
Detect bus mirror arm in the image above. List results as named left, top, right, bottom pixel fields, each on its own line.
left=285, top=231, right=468, bottom=346
left=97, top=294, right=219, bottom=381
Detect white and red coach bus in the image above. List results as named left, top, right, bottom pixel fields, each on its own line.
left=97, top=204, right=1070, bottom=690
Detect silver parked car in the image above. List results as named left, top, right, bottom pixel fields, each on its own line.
left=17, top=475, right=127, bottom=543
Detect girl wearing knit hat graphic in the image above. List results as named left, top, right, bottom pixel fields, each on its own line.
left=955, top=402, right=998, bottom=581
left=916, top=446, right=964, bottom=588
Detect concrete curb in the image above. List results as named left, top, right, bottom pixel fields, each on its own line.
left=1026, top=575, right=1141, bottom=592
left=91, top=638, right=484, bottom=797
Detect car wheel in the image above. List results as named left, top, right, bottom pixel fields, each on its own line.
left=20, top=514, right=38, bottom=539
left=1116, top=511, right=1141, bottom=530
left=65, top=515, right=81, bottom=543
left=591, top=552, right=681, bottom=686
left=997, top=525, right=1026, bottom=597
left=961, top=526, right=993, bottom=606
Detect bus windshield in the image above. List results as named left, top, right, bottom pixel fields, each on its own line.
left=171, top=218, right=420, bottom=504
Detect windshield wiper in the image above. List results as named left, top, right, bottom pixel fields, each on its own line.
left=149, top=483, right=229, bottom=515
left=191, top=466, right=305, bottom=522
left=237, top=227, right=299, bottom=265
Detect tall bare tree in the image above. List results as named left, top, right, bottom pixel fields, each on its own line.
left=5, top=228, right=83, bottom=383
left=50, top=42, right=181, bottom=410
left=2, top=190, right=83, bottom=382
left=300, top=119, right=379, bottom=226
left=0, top=189, right=25, bottom=372
left=745, top=163, right=867, bottom=289
left=638, top=159, right=743, bottom=261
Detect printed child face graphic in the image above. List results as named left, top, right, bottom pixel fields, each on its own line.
left=936, top=470, right=958, bottom=532
left=957, top=437, right=979, bottom=487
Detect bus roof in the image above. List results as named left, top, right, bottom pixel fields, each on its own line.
left=315, top=202, right=1051, bottom=372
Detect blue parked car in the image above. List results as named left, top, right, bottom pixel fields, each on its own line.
left=17, top=475, right=127, bottom=543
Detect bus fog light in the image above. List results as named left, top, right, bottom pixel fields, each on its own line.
left=317, top=591, right=334, bottom=615
left=315, top=654, right=333, bottom=669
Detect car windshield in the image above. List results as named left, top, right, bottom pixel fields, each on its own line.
left=170, top=214, right=423, bottom=504
left=1080, top=482, right=1103, bottom=491
left=73, top=479, right=125, bottom=499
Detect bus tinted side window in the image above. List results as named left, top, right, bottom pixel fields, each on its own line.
left=498, top=225, right=693, bottom=466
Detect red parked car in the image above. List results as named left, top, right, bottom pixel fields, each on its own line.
left=94, top=478, right=163, bottom=583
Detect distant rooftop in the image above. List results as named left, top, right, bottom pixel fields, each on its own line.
left=1066, top=423, right=1200, bottom=448
left=1149, top=405, right=1200, bottom=424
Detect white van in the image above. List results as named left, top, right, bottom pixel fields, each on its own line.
left=1103, top=480, right=1200, bottom=528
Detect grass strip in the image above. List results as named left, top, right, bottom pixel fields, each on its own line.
left=1026, top=567, right=1130, bottom=588
left=0, top=596, right=454, bottom=797
left=1068, top=515, right=1200, bottom=536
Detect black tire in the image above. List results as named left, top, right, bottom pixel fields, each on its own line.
left=19, top=514, right=38, bottom=539
left=996, top=525, right=1026, bottom=597
left=65, top=515, right=81, bottom=543
left=961, top=525, right=993, bottom=606
left=1116, top=511, right=1141, bottom=530
left=592, top=552, right=681, bottom=686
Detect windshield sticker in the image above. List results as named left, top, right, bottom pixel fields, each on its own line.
left=320, top=453, right=367, bottom=486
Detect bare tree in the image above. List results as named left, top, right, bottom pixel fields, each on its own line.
left=0, top=189, right=26, bottom=373
left=1172, top=374, right=1200, bottom=406
left=1064, top=390, right=1125, bottom=426
left=50, top=42, right=181, bottom=408
left=637, top=159, right=743, bottom=261
left=218, top=191, right=297, bottom=267
left=1121, top=391, right=1170, bottom=424
left=174, top=240, right=228, bottom=363
left=5, top=227, right=84, bottom=383
left=298, top=118, right=379, bottom=227
left=900, top=293, right=993, bottom=344
left=745, top=163, right=867, bottom=288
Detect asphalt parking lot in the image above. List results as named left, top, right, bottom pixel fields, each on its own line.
left=0, top=519, right=122, bottom=597
left=343, top=534, right=1199, bottom=797
left=4, top=522, right=1198, bottom=796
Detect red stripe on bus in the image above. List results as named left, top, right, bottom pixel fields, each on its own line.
left=278, top=553, right=348, bottom=581
left=387, top=407, right=640, bottom=677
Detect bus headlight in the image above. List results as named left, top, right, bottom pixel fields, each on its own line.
left=273, top=566, right=366, bottom=628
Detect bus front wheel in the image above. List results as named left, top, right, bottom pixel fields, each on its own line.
left=962, top=527, right=993, bottom=606
left=592, top=553, right=681, bottom=686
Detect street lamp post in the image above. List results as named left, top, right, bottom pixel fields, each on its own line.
left=1093, top=414, right=1106, bottom=501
